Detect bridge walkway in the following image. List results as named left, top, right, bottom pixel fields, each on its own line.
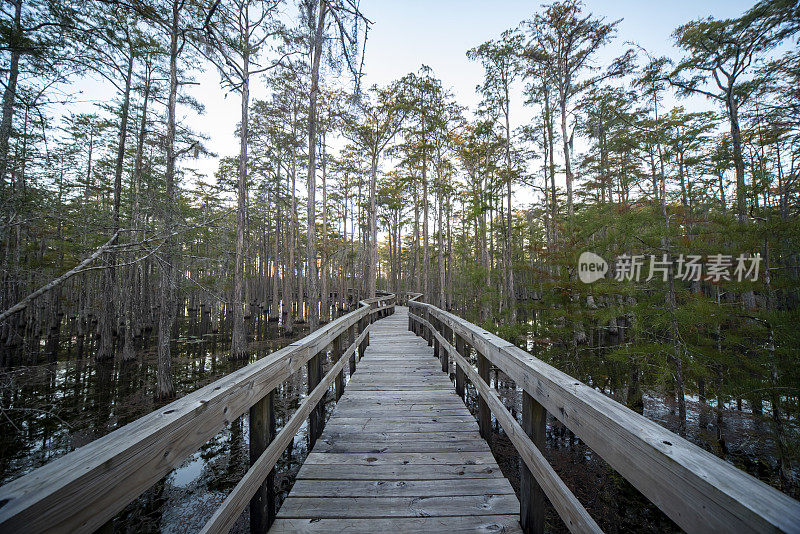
left=270, top=306, right=521, bottom=533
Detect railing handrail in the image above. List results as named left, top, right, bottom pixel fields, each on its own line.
left=408, top=300, right=800, bottom=534
left=393, top=291, right=423, bottom=305
left=0, top=294, right=396, bottom=534
left=358, top=293, right=396, bottom=307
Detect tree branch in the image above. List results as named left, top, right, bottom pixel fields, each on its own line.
left=0, top=230, right=121, bottom=324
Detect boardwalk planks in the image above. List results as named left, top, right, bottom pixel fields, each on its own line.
left=272, top=307, right=521, bottom=533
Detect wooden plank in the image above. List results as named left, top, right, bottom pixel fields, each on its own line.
left=344, top=385, right=450, bottom=391
left=330, top=409, right=469, bottom=418
left=0, top=304, right=373, bottom=534
left=325, top=422, right=479, bottom=432
left=199, top=325, right=371, bottom=534
left=419, top=315, right=601, bottom=533
left=346, top=374, right=452, bottom=380
left=345, top=375, right=452, bottom=382
left=270, top=515, right=523, bottom=534
left=288, top=478, right=515, bottom=498
left=345, top=378, right=452, bottom=384
left=348, top=373, right=441, bottom=376
left=330, top=408, right=469, bottom=418
left=312, top=439, right=489, bottom=454
left=276, top=495, right=520, bottom=518
left=413, top=303, right=800, bottom=534
left=273, top=307, right=520, bottom=533
left=327, top=415, right=478, bottom=424
left=300, top=451, right=498, bottom=466
left=321, top=431, right=482, bottom=441
left=334, top=396, right=464, bottom=403
left=295, top=463, right=503, bottom=480
left=339, top=390, right=461, bottom=396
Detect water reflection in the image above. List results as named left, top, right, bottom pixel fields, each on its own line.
left=445, top=322, right=797, bottom=533
left=4, top=309, right=793, bottom=533
left=0, top=312, right=346, bottom=533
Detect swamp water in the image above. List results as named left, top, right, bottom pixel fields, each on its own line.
left=1, top=312, right=796, bottom=533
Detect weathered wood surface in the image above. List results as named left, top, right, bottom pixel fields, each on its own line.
left=271, top=516, right=522, bottom=533
left=410, top=301, right=800, bottom=534
left=200, top=325, right=372, bottom=534
left=411, top=312, right=600, bottom=533
left=271, top=307, right=521, bottom=533
left=0, top=295, right=392, bottom=534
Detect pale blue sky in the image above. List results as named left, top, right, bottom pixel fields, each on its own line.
left=58, top=1, right=756, bottom=196
left=187, top=0, right=755, bottom=188
left=357, top=0, right=752, bottom=106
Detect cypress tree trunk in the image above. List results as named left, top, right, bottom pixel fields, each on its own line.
left=98, top=51, right=134, bottom=362
left=305, top=0, right=327, bottom=331
left=123, top=61, right=151, bottom=362
left=230, top=47, right=250, bottom=360
left=367, top=151, right=378, bottom=298
left=156, top=1, right=181, bottom=401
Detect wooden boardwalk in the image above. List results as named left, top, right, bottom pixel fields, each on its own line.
left=271, top=306, right=521, bottom=533
left=5, top=296, right=798, bottom=534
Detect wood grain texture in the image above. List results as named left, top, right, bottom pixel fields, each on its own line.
left=249, top=390, right=276, bottom=532
left=413, top=313, right=601, bottom=533
left=410, top=302, right=800, bottom=534
left=272, top=307, right=520, bottom=533
left=270, top=515, right=522, bottom=534
left=200, top=325, right=371, bottom=534
left=0, top=296, right=393, bottom=534
left=277, top=495, right=520, bottom=518
left=521, top=391, right=546, bottom=534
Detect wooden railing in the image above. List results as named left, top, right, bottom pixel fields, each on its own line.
left=408, top=300, right=800, bottom=534
left=394, top=291, right=423, bottom=305
left=0, top=294, right=396, bottom=534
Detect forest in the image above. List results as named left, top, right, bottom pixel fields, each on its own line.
left=1, top=0, right=799, bottom=531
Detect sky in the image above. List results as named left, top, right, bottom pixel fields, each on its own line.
left=59, top=0, right=759, bottom=203
left=181, top=0, right=756, bottom=200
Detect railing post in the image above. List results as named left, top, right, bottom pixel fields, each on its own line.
left=433, top=315, right=440, bottom=361
left=249, top=390, right=276, bottom=532
left=426, top=308, right=433, bottom=347
left=441, top=323, right=451, bottom=374
left=521, top=391, right=547, bottom=534
left=334, top=334, right=344, bottom=401
left=455, top=335, right=466, bottom=400
left=358, top=314, right=369, bottom=361
left=477, top=350, right=491, bottom=439
left=365, top=314, right=371, bottom=348
left=308, top=350, right=324, bottom=447
left=356, top=316, right=363, bottom=360
left=348, top=323, right=356, bottom=376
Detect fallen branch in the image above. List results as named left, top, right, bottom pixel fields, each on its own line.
left=0, top=230, right=120, bottom=324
